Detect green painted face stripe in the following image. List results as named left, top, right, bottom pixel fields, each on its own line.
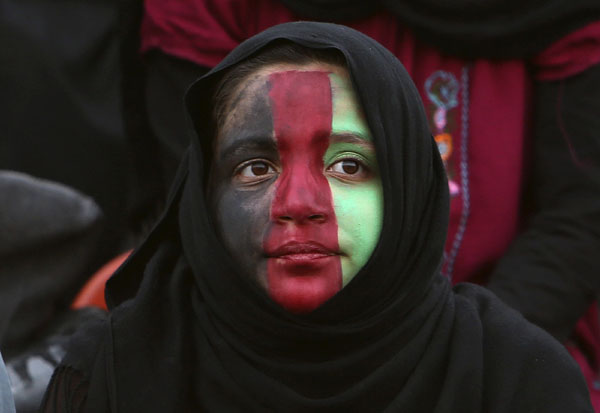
left=329, top=73, right=371, bottom=138
left=328, top=177, right=383, bottom=286
left=326, top=73, right=384, bottom=286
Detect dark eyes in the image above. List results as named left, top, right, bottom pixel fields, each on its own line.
left=239, top=161, right=274, bottom=177
left=327, top=158, right=370, bottom=181
left=329, top=159, right=360, bottom=175
left=234, top=157, right=369, bottom=185
left=237, top=160, right=276, bottom=180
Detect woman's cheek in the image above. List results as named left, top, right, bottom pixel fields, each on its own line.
left=214, top=184, right=275, bottom=284
left=328, top=178, right=384, bottom=286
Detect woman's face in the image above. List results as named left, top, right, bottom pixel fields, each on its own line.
left=208, top=62, right=383, bottom=313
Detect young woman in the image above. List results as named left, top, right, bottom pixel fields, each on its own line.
left=42, top=22, right=592, bottom=412
left=135, top=2, right=600, bottom=405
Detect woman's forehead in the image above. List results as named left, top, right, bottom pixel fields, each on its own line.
left=256, top=61, right=348, bottom=79
left=229, top=62, right=350, bottom=104
left=216, top=62, right=370, bottom=153
left=220, top=63, right=355, bottom=127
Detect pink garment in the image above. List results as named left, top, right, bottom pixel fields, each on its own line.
left=141, top=0, right=600, bottom=407
left=534, top=21, right=600, bottom=81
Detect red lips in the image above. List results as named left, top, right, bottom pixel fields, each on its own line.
left=266, top=241, right=339, bottom=263
left=265, top=239, right=342, bottom=312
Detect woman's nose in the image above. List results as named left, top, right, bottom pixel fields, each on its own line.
left=271, top=168, right=331, bottom=225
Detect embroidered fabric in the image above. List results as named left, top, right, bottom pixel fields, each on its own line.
left=440, top=65, right=471, bottom=281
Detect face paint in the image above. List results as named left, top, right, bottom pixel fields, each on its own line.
left=264, top=70, right=343, bottom=313
left=208, top=76, right=277, bottom=291
left=325, top=73, right=383, bottom=286
left=209, top=63, right=383, bottom=314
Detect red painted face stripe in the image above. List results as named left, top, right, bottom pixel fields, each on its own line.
left=264, top=70, right=342, bottom=313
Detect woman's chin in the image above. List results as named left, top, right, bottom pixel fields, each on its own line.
left=267, top=269, right=342, bottom=313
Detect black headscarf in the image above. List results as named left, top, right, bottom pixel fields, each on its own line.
left=278, top=0, right=600, bottom=59
left=51, top=22, right=591, bottom=412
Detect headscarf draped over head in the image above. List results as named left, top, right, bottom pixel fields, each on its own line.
left=59, top=22, right=590, bottom=412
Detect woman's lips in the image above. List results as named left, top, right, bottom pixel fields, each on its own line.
left=265, top=240, right=343, bottom=312
left=266, top=241, right=339, bottom=263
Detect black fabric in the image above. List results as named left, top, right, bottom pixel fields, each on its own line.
left=278, top=0, right=378, bottom=21
left=42, top=22, right=592, bottom=412
left=0, top=0, right=136, bottom=258
left=488, top=64, right=600, bottom=343
left=279, top=0, right=600, bottom=59
left=6, top=308, right=105, bottom=413
left=144, top=51, right=210, bottom=195
left=40, top=313, right=108, bottom=413
left=117, top=0, right=168, bottom=235
left=117, top=0, right=210, bottom=233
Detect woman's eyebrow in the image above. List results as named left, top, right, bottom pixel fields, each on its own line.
left=329, top=133, right=375, bottom=150
left=218, top=135, right=278, bottom=160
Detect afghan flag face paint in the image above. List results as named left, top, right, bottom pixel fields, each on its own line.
left=209, top=64, right=383, bottom=314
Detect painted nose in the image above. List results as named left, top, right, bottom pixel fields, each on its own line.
left=271, top=168, right=331, bottom=225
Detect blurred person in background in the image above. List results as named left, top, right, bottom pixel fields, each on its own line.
left=0, top=0, right=148, bottom=255
left=0, top=0, right=147, bottom=410
left=0, top=171, right=106, bottom=412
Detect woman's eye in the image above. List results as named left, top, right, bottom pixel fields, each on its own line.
left=327, top=158, right=372, bottom=182
left=238, top=161, right=275, bottom=178
left=330, top=159, right=362, bottom=175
